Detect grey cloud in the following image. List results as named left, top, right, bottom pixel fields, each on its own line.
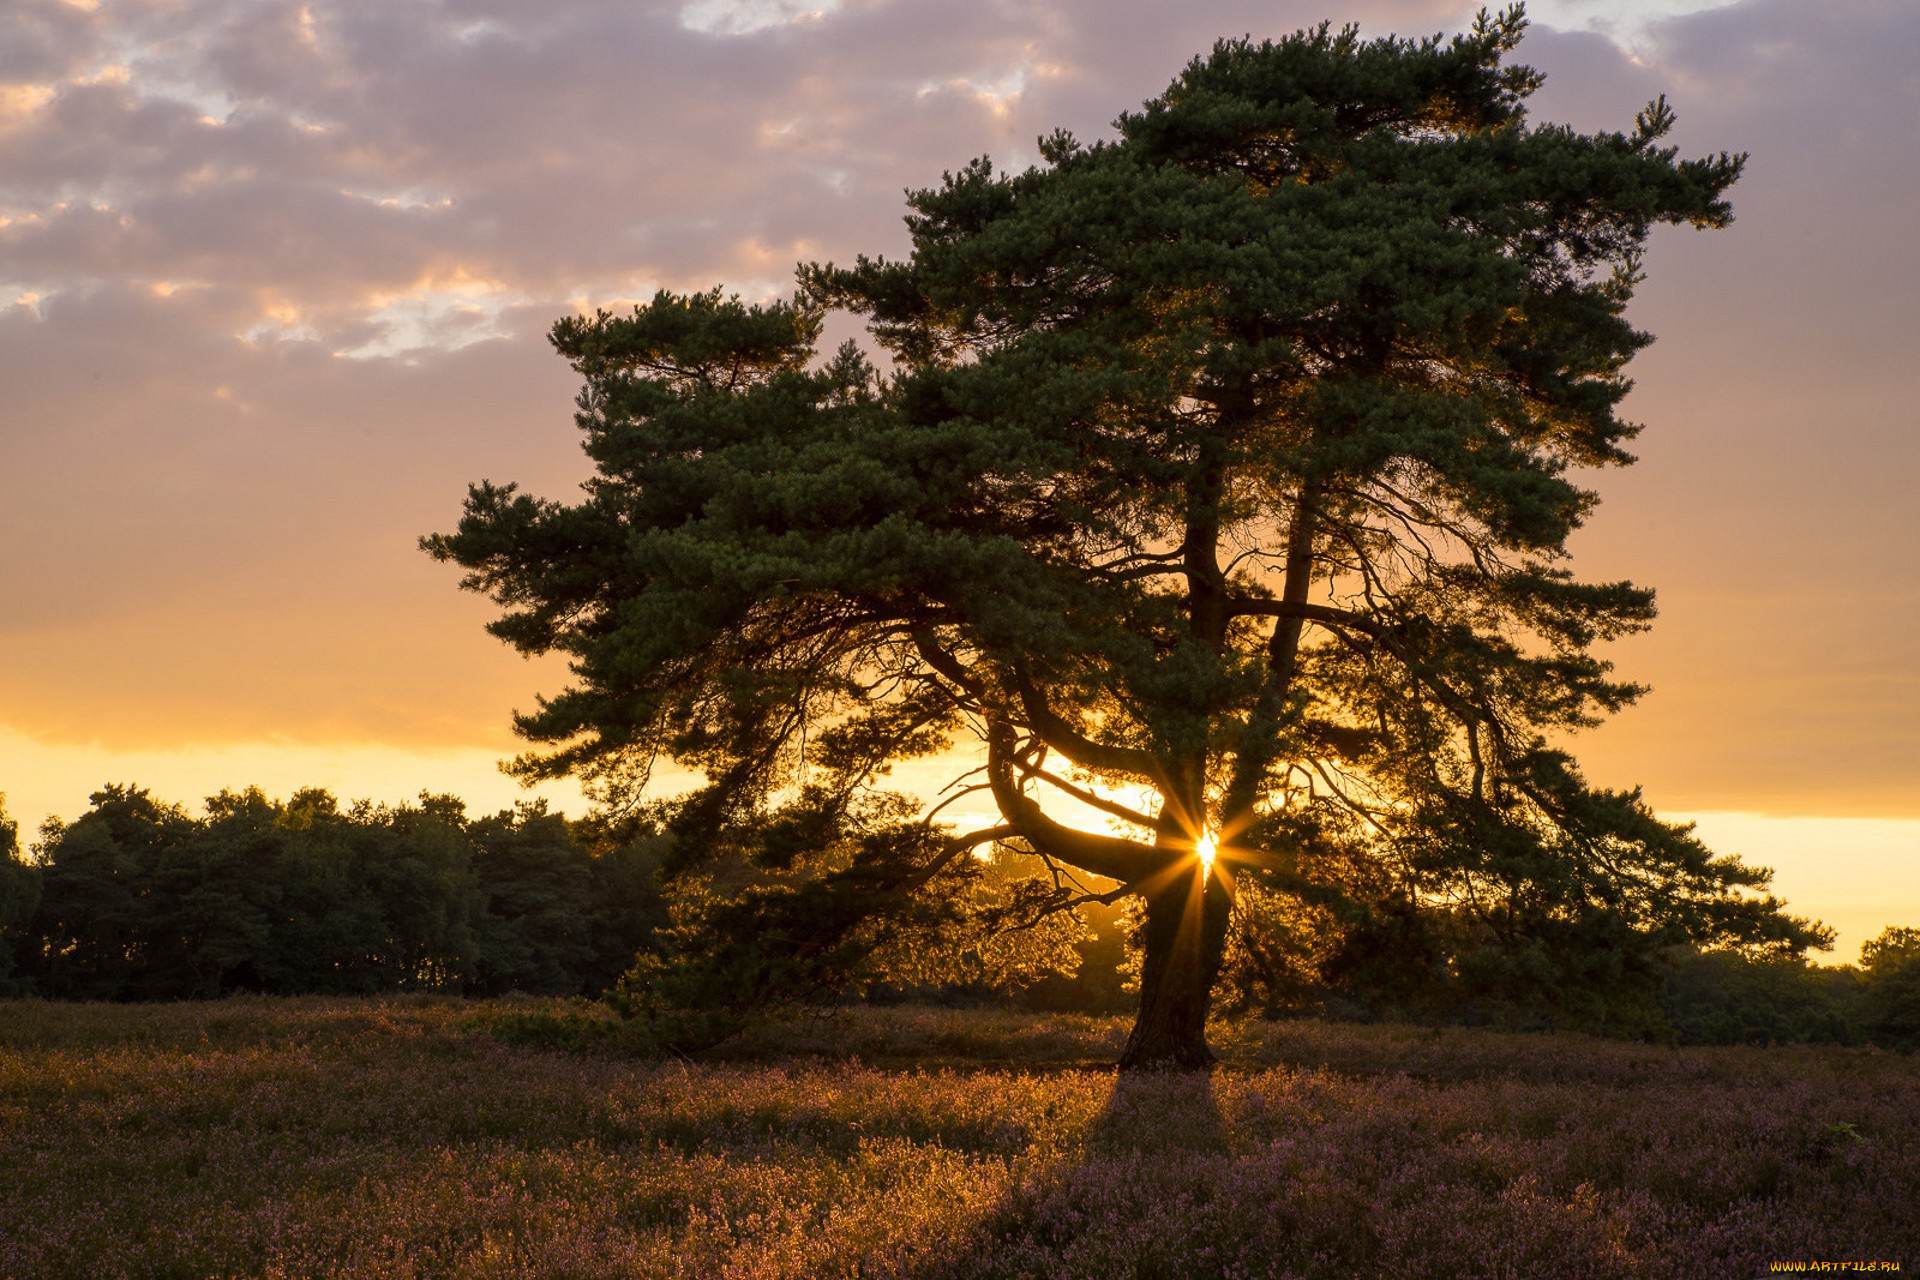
left=0, top=0, right=101, bottom=83
left=5, top=0, right=1480, bottom=326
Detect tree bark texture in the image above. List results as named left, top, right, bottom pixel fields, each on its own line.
left=1118, top=858, right=1233, bottom=1070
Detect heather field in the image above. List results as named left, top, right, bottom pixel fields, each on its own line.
left=1, top=999, right=1913, bottom=1279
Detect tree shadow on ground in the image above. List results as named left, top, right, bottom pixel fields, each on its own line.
left=907, top=1069, right=1238, bottom=1280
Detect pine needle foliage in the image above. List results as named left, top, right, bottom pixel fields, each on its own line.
left=426, top=8, right=1826, bottom=1063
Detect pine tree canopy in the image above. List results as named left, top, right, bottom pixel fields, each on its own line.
left=425, top=8, right=1827, bottom=1065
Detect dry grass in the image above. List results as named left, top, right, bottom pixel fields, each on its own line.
left=1, top=997, right=1913, bottom=1278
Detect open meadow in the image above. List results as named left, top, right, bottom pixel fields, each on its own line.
left=0, top=998, right=1913, bottom=1278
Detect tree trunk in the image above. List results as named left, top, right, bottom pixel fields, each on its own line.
left=1119, top=858, right=1233, bottom=1070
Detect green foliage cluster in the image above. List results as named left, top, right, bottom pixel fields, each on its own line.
left=1857, top=926, right=1920, bottom=1049
left=1649, top=936, right=1920, bottom=1051
left=1212, top=909, right=1920, bottom=1049
left=0, top=797, right=40, bottom=996
left=1653, top=947, right=1862, bottom=1046
left=599, top=790, right=1102, bottom=1050
left=1197, top=835, right=1910, bottom=1046
left=0, top=787, right=664, bottom=1000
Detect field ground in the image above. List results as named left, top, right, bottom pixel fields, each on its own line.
left=0, top=998, right=1914, bottom=1278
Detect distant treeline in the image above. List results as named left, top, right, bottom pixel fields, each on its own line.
left=1217, top=889, right=1920, bottom=1051
left=2, top=786, right=1917, bottom=1049
left=0, top=785, right=665, bottom=1001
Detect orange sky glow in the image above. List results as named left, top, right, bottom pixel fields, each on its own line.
left=2, top=0, right=1915, bottom=958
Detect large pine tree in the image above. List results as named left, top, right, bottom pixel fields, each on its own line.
left=427, top=9, right=1825, bottom=1067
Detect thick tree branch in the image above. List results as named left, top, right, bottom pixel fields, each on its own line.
left=1008, top=665, right=1164, bottom=783
left=1225, top=486, right=1324, bottom=826
left=1010, top=754, right=1160, bottom=831
left=985, top=721, right=1171, bottom=884
left=894, top=822, right=1021, bottom=898
left=1266, top=486, right=1322, bottom=685
left=1226, top=595, right=1389, bottom=638
left=909, top=630, right=978, bottom=687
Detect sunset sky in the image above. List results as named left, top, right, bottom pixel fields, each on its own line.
left=3, top=0, right=1915, bottom=956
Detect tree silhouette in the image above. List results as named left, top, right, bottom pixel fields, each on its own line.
left=427, top=9, right=1826, bottom=1066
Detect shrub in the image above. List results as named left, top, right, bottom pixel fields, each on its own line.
left=1858, top=926, right=1920, bottom=1050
